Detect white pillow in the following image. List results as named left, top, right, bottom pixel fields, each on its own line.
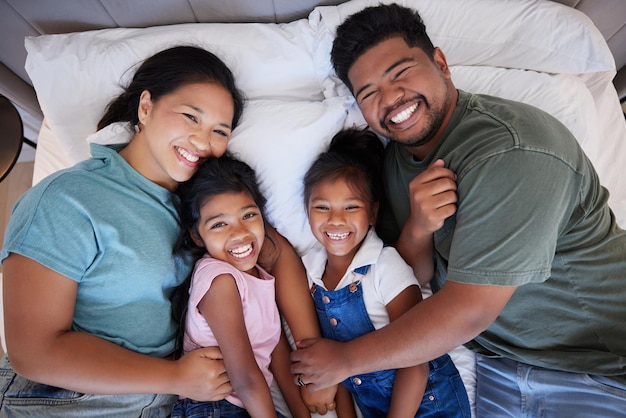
left=228, top=97, right=349, bottom=255
left=310, top=0, right=615, bottom=76
left=25, top=19, right=329, bottom=165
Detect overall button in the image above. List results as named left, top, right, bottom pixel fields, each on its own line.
left=322, top=295, right=330, bottom=304
left=329, top=318, right=338, bottom=326
left=352, top=377, right=362, bottom=385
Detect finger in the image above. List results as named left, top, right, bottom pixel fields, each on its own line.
left=294, top=337, right=320, bottom=350
left=428, top=158, right=445, bottom=168
left=197, top=346, right=224, bottom=360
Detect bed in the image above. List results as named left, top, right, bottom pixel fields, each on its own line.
left=19, top=0, right=626, bottom=416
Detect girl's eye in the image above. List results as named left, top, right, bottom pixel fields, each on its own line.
left=243, top=212, right=258, bottom=220
left=346, top=205, right=361, bottom=211
left=210, top=221, right=226, bottom=229
left=184, top=113, right=198, bottom=123
left=313, top=205, right=329, bottom=211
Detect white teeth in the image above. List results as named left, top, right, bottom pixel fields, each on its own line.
left=327, top=232, right=350, bottom=240
left=229, top=244, right=253, bottom=258
left=177, top=147, right=200, bottom=163
left=390, top=103, right=418, bottom=124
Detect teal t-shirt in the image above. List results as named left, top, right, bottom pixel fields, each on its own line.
left=1, top=143, right=193, bottom=357
left=382, top=90, right=626, bottom=376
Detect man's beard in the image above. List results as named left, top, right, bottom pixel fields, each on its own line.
left=381, top=91, right=450, bottom=148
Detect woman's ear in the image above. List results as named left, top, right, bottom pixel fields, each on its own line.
left=190, top=228, right=205, bottom=248
left=137, top=90, right=153, bottom=126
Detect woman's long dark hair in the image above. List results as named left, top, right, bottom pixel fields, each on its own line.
left=97, top=45, right=244, bottom=130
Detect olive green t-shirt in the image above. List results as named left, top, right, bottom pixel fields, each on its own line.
left=382, top=90, right=626, bottom=377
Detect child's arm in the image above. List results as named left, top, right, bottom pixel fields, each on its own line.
left=385, top=285, right=429, bottom=417
left=199, top=273, right=276, bottom=418
left=270, top=329, right=310, bottom=418
left=334, top=384, right=358, bottom=418
left=262, top=225, right=340, bottom=412
left=263, top=225, right=320, bottom=342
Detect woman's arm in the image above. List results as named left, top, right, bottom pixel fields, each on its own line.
left=3, top=253, right=231, bottom=400
left=385, top=285, right=428, bottom=417
left=199, top=273, right=276, bottom=418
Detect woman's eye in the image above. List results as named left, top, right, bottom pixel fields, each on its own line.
left=184, top=113, right=198, bottom=123
left=214, top=129, right=230, bottom=138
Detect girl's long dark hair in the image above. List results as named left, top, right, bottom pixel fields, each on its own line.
left=172, top=153, right=271, bottom=356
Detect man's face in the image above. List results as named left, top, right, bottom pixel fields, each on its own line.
left=348, top=36, right=456, bottom=159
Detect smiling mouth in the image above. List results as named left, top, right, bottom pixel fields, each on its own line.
left=326, top=232, right=350, bottom=240
left=229, top=243, right=254, bottom=258
left=176, top=146, right=200, bottom=163
left=390, top=103, right=418, bottom=124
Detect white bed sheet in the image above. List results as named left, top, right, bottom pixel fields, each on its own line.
left=25, top=0, right=626, bottom=416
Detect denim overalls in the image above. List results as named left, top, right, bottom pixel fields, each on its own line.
left=311, top=265, right=471, bottom=418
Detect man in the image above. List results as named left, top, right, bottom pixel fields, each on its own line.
left=291, top=4, right=626, bottom=416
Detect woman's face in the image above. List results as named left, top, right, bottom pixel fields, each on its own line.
left=128, top=81, right=235, bottom=191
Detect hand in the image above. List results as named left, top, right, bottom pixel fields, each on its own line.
left=290, top=338, right=350, bottom=391
left=174, top=346, right=232, bottom=401
left=300, top=384, right=338, bottom=415
left=406, top=159, right=457, bottom=235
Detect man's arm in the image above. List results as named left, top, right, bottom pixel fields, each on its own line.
left=291, top=280, right=516, bottom=390
left=394, top=159, right=456, bottom=285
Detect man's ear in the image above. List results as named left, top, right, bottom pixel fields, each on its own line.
left=190, top=228, right=205, bottom=248
left=433, top=47, right=451, bottom=78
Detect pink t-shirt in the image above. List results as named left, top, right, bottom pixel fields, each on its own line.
left=182, top=255, right=281, bottom=408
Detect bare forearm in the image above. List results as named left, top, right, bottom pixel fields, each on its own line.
left=271, top=233, right=321, bottom=342
left=395, top=223, right=434, bottom=286
left=388, top=364, right=428, bottom=417
left=10, top=331, right=178, bottom=395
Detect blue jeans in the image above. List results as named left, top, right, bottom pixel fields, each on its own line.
left=312, top=275, right=471, bottom=418
left=172, top=398, right=287, bottom=418
left=476, top=354, right=626, bottom=417
left=0, top=355, right=177, bottom=417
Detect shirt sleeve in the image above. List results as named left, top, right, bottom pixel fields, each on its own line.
left=446, top=148, right=582, bottom=286
left=2, top=174, right=99, bottom=282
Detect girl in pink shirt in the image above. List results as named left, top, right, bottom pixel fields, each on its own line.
left=173, top=154, right=307, bottom=418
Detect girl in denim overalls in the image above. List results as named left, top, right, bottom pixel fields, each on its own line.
left=301, top=128, right=471, bottom=418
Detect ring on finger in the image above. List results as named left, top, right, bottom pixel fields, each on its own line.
left=297, top=374, right=305, bottom=387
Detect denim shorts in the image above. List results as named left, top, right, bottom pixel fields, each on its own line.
left=172, top=398, right=288, bottom=418
left=0, top=354, right=177, bottom=417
